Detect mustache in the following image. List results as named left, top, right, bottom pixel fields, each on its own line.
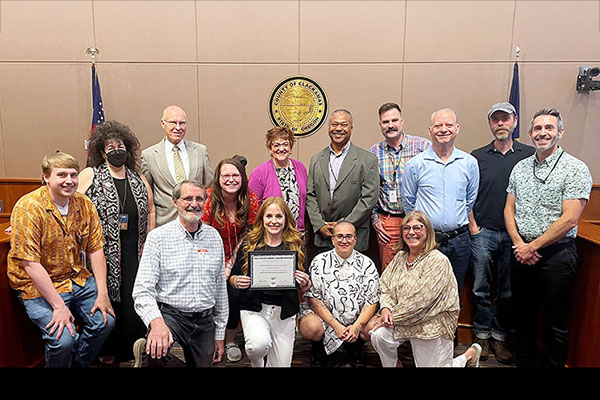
left=386, top=127, right=398, bottom=133
left=185, top=206, right=203, bottom=212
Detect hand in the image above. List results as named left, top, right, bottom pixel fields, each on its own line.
left=90, top=293, right=115, bottom=325
left=213, top=340, right=225, bottom=363
left=319, top=222, right=336, bottom=238
left=232, top=275, right=251, bottom=290
left=295, top=270, right=311, bottom=291
left=380, top=308, right=394, bottom=327
left=513, top=242, right=541, bottom=265
left=373, top=221, right=391, bottom=244
left=333, top=322, right=347, bottom=340
left=342, top=323, right=360, bottom=343
left=46, top=304, right=75, bottom=340
left=147, top=318, right=174, bottom=359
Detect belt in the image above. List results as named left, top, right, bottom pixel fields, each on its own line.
left=158, top=302, right=213, bottom=319
left=378, top=209, right=405, bottom=218
left=435, top=225, right=469, bottom=241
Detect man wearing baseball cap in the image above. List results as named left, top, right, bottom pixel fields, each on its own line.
left=467, top=102, right=534, bottom=364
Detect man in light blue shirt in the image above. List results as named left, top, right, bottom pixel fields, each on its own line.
left=402, top=108, right=479, bottom=295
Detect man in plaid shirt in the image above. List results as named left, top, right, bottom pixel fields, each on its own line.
left=133, top=180, right=228, bottom=367
left=369, top=103, right=430, bottom=270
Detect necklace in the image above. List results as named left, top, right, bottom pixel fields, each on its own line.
left=406, top=254, right=422, bottom=269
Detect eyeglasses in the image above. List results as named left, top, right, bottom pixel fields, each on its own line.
left=333, top=233, right=355, bottom=241
left=163, top=120, right=187, bottom=128
left=271, top=142, right=290, bottom=149
left=180, top=196, right=205, bottom=204
left=220, top=173, right=242, bottom=181
left=403, top=224, right=425, bottom=233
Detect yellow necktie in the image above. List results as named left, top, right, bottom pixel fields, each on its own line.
left=173, top=146, right=186, bottom=183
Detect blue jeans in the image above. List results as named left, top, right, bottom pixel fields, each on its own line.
left=470, top=228, right=513, bottom=341
left=437, top=230, right=471, bottom=297
left=21, top=276, right=115, bottom=367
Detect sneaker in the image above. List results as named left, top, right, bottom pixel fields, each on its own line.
left=490, top=338, right=514, bottom=365
left=467, top=343, right=482, bottom=368
left=133, top=338, right=146, bottom=368
left=225, top=342, right=243, bottom=362
left=474, top=337, right=490, bottom=361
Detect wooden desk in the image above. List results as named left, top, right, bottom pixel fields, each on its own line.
left=0, top=222, right=44, bottom=367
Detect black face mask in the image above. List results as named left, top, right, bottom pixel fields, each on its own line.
left=106, top=149, right=128, bottom=168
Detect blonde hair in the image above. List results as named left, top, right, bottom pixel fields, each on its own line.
left=394, top=210, right=438, bottom=256
left=41, top=151, right=80, bottom=182
left=241, top=197, right=305, bottom=275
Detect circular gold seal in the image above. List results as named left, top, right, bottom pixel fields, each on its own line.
left=268, top=76, right=328, bottom=137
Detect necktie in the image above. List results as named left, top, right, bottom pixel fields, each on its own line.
left=173, top=145, right=186, bottom=183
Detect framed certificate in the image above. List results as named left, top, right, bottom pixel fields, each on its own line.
left=248, top=250, right=297, bottom=290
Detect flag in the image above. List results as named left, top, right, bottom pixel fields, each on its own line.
left=91, top=64, right=105, bottom=133
left=509, top=61, right=520, bottom=140
left=87, top=64, right=105, bottom=165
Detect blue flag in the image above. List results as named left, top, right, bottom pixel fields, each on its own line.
left=91, top=64, right=105, bottom=133
left=509, top=62, right=520, bottom=140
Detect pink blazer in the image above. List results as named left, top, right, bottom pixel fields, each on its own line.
left=248, top=158, right=308, bottom=231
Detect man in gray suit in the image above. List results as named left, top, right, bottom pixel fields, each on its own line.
left=142, top=105, right=214, bottom=226
left=306, top=109, right=380, bottom=253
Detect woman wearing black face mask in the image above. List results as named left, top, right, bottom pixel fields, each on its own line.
left=78, top=120, right=155, bottom=365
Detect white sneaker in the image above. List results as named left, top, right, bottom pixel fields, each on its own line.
left=468, top=343, right=482, bottom=368
left=133, top=338, right=146, bottom=368
left=225, top=342, right=242, bottom=362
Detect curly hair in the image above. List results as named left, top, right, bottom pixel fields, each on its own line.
left=87, top=120, right=141, bottom=172
left=240, top=197, right=305, bottom=275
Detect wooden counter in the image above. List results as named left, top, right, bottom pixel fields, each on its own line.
left=0, top=222, right=44, bottom=367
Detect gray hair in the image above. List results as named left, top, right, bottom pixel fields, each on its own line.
left=172, top=180, right=206, bottom=201
left=329, top=108, right=353, bottom=126
left=528, top=107, right=564, bottom=133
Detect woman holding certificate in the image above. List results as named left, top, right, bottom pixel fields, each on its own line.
left=229, top=197, right=311, bottom=367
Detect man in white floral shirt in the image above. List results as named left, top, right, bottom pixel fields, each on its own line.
left=298, top=222, right=380, bottom=367
left=505, top=107, right=592, bottom=368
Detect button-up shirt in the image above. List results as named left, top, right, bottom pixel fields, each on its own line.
left=7, top=186, right=105, bottom=299
left=507, top=147, right=592, bottom=241
left=164, top=138, right=190, bottom=181
left=402, top=146, right=479, bottom=232
left=133, top=218, right=229, bottom=339
left=304, top=249, right=380, bottom=355
left=328, top=141, right=351, bottom=198
left=369, top=134, right=431, bottom=223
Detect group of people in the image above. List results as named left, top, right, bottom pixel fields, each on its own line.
left=6, top=100, right=592, bottom=369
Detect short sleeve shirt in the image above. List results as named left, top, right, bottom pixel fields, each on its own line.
left=507, top=148, right=592, bottom=241
left=8, top=186, right=105, bottom=299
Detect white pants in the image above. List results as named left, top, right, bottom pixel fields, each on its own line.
left=240, top=304, right=297, bottom=368
left=370, top=326, right=467, bottom=368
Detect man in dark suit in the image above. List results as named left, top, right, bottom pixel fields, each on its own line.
left=142, top=105, right=214, bottom=226
left=306, top=109, right=380, bottom=253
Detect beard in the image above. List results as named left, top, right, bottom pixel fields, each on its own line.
left=179, top=206, right=203, bottom=224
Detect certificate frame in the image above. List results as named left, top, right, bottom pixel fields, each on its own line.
left=248, top=250, right=297, bottom=290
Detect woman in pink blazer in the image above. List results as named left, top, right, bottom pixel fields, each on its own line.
left=249, top=126, right=308, bottom=232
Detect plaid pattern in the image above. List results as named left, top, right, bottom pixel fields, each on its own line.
left=369, top=134, right=430, bottom=223
left=133, top=219, right=229, bottom=340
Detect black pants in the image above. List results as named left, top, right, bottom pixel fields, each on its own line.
left=512, top=238, right=578, bottom=368
left=142, top=303, right=215, bottom=368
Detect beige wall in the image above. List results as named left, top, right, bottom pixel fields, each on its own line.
left=1, top=0, right=599, bottom=180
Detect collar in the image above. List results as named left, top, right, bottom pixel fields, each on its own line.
left=384, top=132, right=406, bottom=152
left=329, top=141, right=351, bottom=158
left=332, top=248, right=357, bottom=266
left=164, top=137, right=186, bottom=153
left=423, top=145, right=462, bottom=163
left=175, top=216, right=204, bottom=239
left=535, top=145, right=563, bottom=166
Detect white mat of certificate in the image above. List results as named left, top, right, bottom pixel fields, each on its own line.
left=249, top=251, right=297, bottom=290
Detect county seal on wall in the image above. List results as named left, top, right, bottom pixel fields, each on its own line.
left=268, top=76, right=328, bottom=137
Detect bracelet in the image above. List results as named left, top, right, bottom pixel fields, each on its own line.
left=233, top=276, right=238, bottom=289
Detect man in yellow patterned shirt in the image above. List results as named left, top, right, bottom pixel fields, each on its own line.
left=7, top=151, right=115, bottom=367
